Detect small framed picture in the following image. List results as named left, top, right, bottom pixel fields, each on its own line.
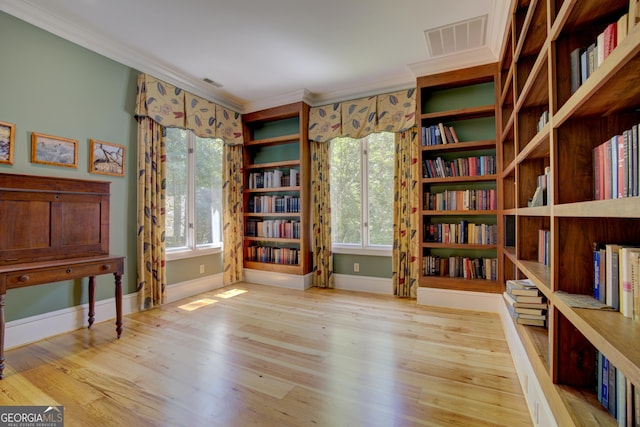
left=0, top=121, right=16, bottom=165
left=31, top=132, right=78, bottom=168
left=89, top=139, right=125, bottom=176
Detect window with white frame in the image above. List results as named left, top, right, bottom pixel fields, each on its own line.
left=329, top=132, right=394, bottom=253
left=165, top=128, right=223, bottom=258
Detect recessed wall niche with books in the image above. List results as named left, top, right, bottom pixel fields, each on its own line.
left=498, top=0, right=640, bottom=425
left=242, top=102, right=311, bottom=275
left=417, top=64, right=502, bottom=293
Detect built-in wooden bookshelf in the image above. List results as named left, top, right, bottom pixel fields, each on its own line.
left=417, top=64, right=502, bottom=294
left=498, top=0, right=640, bottom=425
left=242, top=102, right=311, bottom=275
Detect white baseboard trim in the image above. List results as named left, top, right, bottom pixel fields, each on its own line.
left=5, top=273, right=225, bottom=351
left=166, top=273, right=225, bottom=303
left=5, top=292, right=138, bottom=350
left=416, top=287, right=502, bottom=313
left=416, top=287, right=555, bottom=426
left=243, top=269, right=313, bottom=290
left=333, top=274, right=393, bottom=294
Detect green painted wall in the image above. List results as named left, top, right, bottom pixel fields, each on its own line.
left=333, top=253, right=393, bottom=278
left=166, top=254, right=223, bottom=285
left=0, top=12, right=222, bottom=321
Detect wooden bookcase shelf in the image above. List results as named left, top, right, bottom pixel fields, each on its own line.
left=242, top=101, right=311, bottom=275
left=499, top=0, right=640, bottom=425
left=417, top=64, right=501, bottom=292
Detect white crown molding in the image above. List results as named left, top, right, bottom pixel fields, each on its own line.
left=0, top=0, right=245, bottom=112
left=408, top=46, right=498, bottom=78
left=244, top=88, right=314, bottom=114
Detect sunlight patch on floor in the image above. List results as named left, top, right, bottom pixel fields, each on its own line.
left=215, top=289, right=247, bottom=299
left=178, top=298, right=218, bottom=311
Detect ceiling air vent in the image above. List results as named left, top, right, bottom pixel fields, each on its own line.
left=424, top=14, right=487, bottom=58
left=203, top=77, right=223, bottom=88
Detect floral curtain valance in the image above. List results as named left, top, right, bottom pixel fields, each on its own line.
left=135, top=73, right=243, bottom=144
left=308, top=88, right=416, bottom=142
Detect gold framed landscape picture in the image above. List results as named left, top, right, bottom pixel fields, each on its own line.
left=31, top=132, right=78, bottom=168
left=89, top=139, right=125, bottom=176
left=0, top=121, right=16, bottom=165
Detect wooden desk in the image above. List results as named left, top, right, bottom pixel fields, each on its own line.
left=0, top=255, right=125, bottom=379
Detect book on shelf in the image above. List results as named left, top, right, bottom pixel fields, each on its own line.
left=606, top=243, right=622, bottom=310
left=423, top=189, right=496, bottom=211
left=422, top=155, right=496, bottom=179
left=503, top=291, right=548, bottom=310
left=421, top=123, right=460, bottom=146
left=503, top=279, right=548, bottom=327
left=570, top=13, right=629, bottom=93
left=422, top=255, right=497, bottom=280
left=423, top=221, right=497, bottom=245
left=597, top=352, right=638, bottom=424
left=506, top=278, right=539, bottom=296
left=593, top=242, right=606, bottom=302
left=554, top=291, right=614, bottom=310
left=570, top=47, right=584, bottom=94
left=619, top=246, right=640, bottom=319
left=538, top=229, right=550, bottom=266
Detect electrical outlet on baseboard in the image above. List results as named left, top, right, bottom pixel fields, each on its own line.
left=199, top=264, right=205, bottom=274
left=353, top=263, right=359, bottom=272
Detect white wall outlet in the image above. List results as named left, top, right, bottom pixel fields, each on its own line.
left=199, top=264, right=205, bottom=274
left=353, top=263, right=359, bottom=272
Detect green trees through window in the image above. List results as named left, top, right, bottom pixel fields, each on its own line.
left=330, top=132, right=394, bottom=249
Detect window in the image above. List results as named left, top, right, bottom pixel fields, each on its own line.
left=165, top=128, right=223, bottom=258
left=330, top=132, right=394, bottom=253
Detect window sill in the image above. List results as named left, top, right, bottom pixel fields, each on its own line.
left=166, top=245, right=222, bottom=261
left=332, top=246, right=392, bottom=257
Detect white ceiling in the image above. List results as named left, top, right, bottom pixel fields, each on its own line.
left=0, top=0, right=512, bottom=113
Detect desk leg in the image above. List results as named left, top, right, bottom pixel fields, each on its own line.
left=88, top=276, right=96, bottom=328
left=114, top=273, right=123, bottom=338
left=0, top=294, right=5, bottom=379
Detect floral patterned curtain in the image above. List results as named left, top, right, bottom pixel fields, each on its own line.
left=185, top=93, right=216, bottom=137
left=311, top=140, right=333, bottom=288
left=392, top=128, right=420, bottom=298
left=135, top=73, right=244, bottom=307
left=223, top=143, right=244, bottom=285
left=135, top=116, right=167, bottom=309
left=308, top=88, right=417, bottom=294
left=341, top=96, right=377, bottom=138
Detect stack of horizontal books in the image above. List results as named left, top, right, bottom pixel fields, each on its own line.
left=503, top=279, right=547, bottom=327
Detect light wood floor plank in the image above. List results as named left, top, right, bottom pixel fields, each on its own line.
left=0, top=282, right=532, bottom=426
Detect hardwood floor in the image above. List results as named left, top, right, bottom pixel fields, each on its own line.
left=0, top=282, right=532, bottom=426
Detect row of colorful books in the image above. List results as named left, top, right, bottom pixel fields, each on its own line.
left=503, top=279, right=547, bottom=327
left=247, top=168, right=299, bottom=189
left=422, top=155, right=496, bottom=179
left=245, top=219, right=301, bottom=239
left=597, top=351, right=640, bottom=425
left=247, top=195, right=300, bottom=213
left=592, top=124, right=639, bottom=200
left=423, top=189, right=496, bottom=211
left=423, top=222, right=497, bottom=245
left=245, top=245, right=299, bottom=265
left=570, top=12, right=630, bottom=94
left=422, top=255, right=497, bottom=280
left=593, top=242, right=640, bottom=319
left=421, top=123, right=460, bottom=146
